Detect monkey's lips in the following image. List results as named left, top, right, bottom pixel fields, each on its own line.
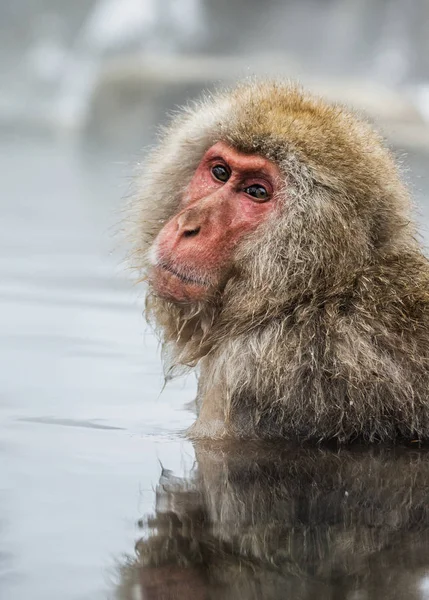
left=151, top=262, right=212, bottom=302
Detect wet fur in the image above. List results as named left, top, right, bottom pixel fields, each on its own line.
left=131, top=80, right=429, bottom=443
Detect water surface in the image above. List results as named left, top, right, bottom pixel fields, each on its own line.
left=0, top=134, right=196, bottom=600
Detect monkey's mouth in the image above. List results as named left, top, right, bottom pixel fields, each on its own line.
left=158, top=262, right=210, bottom=287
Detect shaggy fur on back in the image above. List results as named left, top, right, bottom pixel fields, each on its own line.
left=132, top=80, right=429, bottom=443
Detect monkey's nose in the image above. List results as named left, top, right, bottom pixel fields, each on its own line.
left=177, top=210, right=201, bottom=238
left=182, top=226, right=201, bottom=238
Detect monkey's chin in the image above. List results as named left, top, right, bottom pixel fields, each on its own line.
left=150, top=264, right=212, bottom=303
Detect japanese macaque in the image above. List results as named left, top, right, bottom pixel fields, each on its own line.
left=132, top=80, right=429, bottom=443
left=116, top=443, right=429, bottom=600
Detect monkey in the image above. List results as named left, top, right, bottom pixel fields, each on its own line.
left=131, top=79, right=429, bottom=443
left=116, top=442, right=429, bottom=600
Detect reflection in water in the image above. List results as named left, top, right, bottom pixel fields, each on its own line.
left=117, top=443, right=429, bottom=600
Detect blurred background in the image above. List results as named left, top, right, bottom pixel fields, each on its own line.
left=2, top=0, right=429, bottom=148
left=1, top=2, right=428, bottom=599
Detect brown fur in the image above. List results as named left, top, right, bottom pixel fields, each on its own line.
left=131, top=80, right=429, bottom=443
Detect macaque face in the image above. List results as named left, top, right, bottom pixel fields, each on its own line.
left=149, top=142, right=280, bottom=302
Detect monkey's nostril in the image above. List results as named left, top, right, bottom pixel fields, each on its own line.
left=183, top=227, right=200, bottom=238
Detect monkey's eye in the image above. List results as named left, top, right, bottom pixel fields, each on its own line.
left=211, top=164, right=230, bottom=183
left=244, top=185, right=269, bottom=201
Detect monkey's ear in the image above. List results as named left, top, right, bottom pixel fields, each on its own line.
left=369, top=204, right=412, bottom=250
left=370, top=211, right=390, bottom=249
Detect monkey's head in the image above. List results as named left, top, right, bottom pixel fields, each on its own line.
left=150, top=140, right=280, bottom=302
left=133, top=81, right=414, bottom=365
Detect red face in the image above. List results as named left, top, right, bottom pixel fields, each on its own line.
left=150, top=141, right=280, bottom=302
